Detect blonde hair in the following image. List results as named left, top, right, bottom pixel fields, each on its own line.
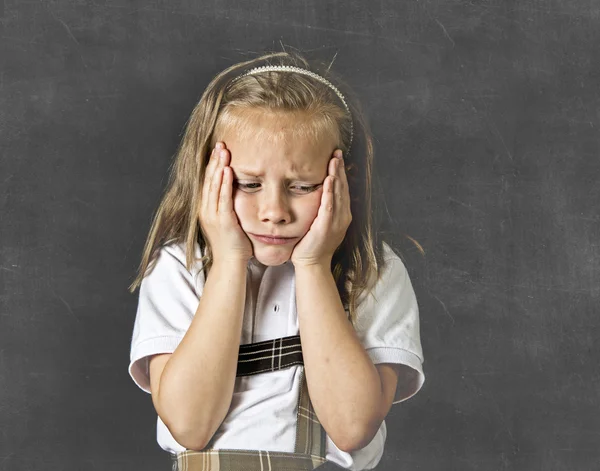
left=129, top=50, right=406, bottom=326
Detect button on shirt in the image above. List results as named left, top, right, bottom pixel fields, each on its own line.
left=129, top=241, right=424, bottom=471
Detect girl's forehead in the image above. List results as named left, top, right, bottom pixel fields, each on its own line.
left=216, top=108, right=340, bottom=146
left=231, top=134, right=332, bottom=175
left=218, top=112, right=337, bottom=176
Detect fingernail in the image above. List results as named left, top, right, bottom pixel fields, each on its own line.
left=335, top=150, right=343, bottom=159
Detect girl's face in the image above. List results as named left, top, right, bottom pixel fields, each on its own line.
left=218, top=110, right=338, bottom=267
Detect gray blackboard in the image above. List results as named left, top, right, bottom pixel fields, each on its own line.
left=1, top=1, right=599, bottom=470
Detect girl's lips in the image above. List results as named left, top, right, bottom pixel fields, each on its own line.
left=250, top=234, right=297, bottom=245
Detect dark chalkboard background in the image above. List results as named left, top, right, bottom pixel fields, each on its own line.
left=1, top=1, right=599, bottom=470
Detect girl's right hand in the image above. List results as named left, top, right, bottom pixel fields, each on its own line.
left=198, top=142, right=253, bottom=264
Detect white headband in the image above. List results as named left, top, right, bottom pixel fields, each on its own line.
left=231, top=65, right=354, bottom=152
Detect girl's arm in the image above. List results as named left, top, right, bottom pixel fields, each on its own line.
left=294, top=263, right=394, bottom=453
left=148, top=259, right=248, bottom=450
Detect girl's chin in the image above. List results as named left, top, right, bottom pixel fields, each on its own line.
left=252, top=247, right=293, bottom=266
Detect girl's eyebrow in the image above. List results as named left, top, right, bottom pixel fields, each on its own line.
left=235, top=168, right=316, bottom=179
left=235, top=169, right=264, bottom=177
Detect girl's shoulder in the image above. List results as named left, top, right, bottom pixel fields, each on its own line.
left=381, top=240, right=401, bottom=262
left=156, top=239, right=206, bottom=278
left=369, top=241, right=414, bottom=299
left=380, top=240, right=409, bottom=278
left=350, top=241, right=409, bottom=306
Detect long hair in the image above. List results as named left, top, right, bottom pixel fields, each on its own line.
left=129, top=50, right=395, bottom=327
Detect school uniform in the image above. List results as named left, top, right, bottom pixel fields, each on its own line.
left=128, top=241, right=424, bottom=470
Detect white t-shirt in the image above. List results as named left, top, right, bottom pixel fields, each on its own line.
left=129, top=241, right=424, bottom=470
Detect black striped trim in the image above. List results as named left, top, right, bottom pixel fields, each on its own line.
left=236, top=335, right=303, bottom=377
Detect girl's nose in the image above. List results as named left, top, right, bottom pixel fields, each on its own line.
left=259, top=189, right=291, bottom=224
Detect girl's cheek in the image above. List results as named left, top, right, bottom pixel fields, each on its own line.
left=232, top=193, right=247, bottom=215
left=232, top=193, right=257, bottom=231
left=304, top=193, right=322, bottom=223
left=232, top=192, right=243, bottom=212
left=310, top=190, right=323, bottom=213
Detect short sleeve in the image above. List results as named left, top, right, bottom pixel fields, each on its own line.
left=128, top=243, right=205, bottom=394
left=354, top=243, right=425, bottom=404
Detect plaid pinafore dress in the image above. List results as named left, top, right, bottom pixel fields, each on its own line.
left=171, top=334, right=329, bottom=470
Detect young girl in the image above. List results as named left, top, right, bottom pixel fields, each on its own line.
left=128, top=50, right=425, bottom=471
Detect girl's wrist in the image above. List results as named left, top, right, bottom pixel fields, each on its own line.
left=292, top=258, right=332, bottom=272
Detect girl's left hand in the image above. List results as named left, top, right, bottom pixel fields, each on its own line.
left=290, top=149, right=352, bottom=267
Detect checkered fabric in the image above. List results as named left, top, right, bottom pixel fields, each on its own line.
left=171, top=335, right=329, bottom=470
